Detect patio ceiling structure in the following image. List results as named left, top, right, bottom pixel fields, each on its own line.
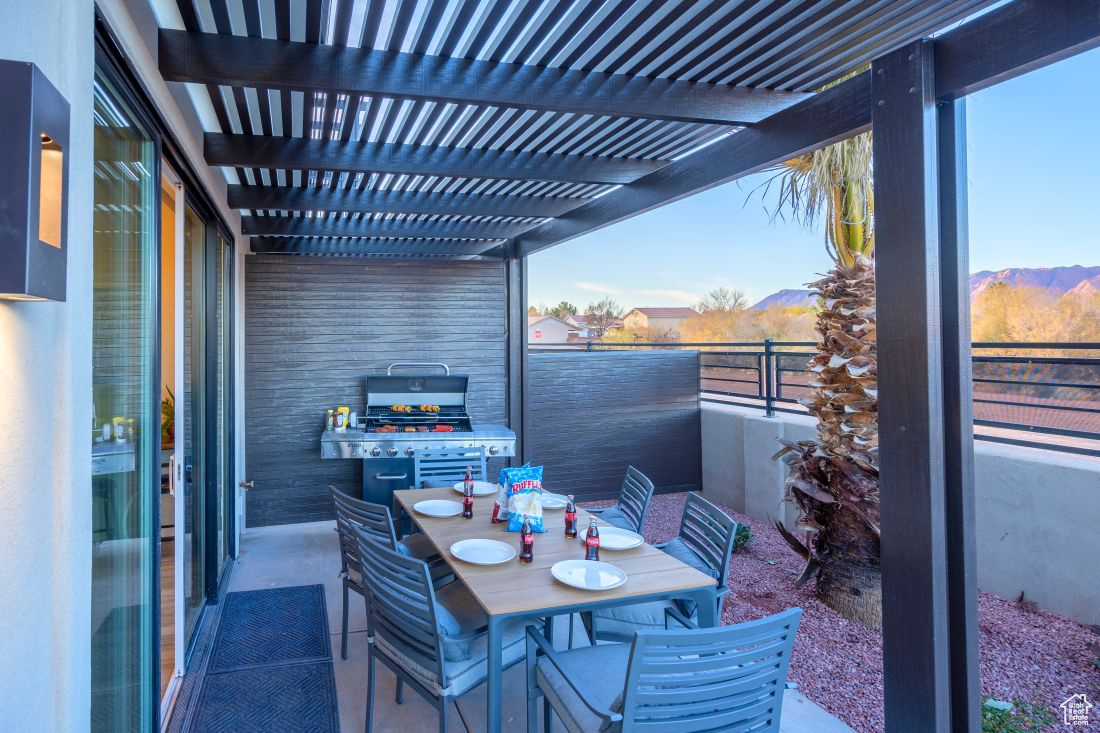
left=152, top=1, right=1100, bottom=731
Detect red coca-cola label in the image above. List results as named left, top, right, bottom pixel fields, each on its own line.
left=585, top=536, right=599, bottom=547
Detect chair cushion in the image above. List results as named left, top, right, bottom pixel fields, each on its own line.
left=597, top=505, right=635, bottom=531
left=591, top=599, right=693, bottom=641
left=662, top=537, right=718, bottom=617
left=374, top=614, right=527, bottom=698
left=419, top=479, right=453, bottom=489
left=535, top=643, right=630, bottom=733
left=435, top=582, right=482, bottom=662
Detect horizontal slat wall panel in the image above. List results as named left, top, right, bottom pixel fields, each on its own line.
left=244, top=256, right=506, bottom=526
left=526, top=351, right=701, bottom=501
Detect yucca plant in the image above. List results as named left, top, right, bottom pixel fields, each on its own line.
left=761, top=129, right=882, bottom=628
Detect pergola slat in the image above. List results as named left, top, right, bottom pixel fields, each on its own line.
left=227, top=185, right=586, bottom=218
left=240, top=215, right=527, bottom=240
left=515, top=71, right=872, bottom=256
left=158, top=29, right=810, bottom=126
left=248, top=236, right=496, bottom=257
left=205, top=133, right=667, bottom=185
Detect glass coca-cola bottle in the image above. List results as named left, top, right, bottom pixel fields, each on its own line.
left=519, top=515, right=534, bottom=564
left=584, top=518, right=600, bottom=561
left=462, top=466, right=474, bottom=519
left=564, top=495, right=577, bottom=538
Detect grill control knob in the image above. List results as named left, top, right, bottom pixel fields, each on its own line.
left=405, top=447, right=416, bottom=457
left=488, top=446, right=500, bottom=455
left=386, top=447, right=399, bottom=457
left=369, top=447, right=381, bottom=457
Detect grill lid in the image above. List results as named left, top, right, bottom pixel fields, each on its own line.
left=365, top=374, right=469, bottom=408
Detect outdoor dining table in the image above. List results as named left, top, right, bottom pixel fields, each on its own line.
left=393, top=487, right=719, bottom=733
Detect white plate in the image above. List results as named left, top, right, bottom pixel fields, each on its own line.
left=451, top=480, right=499, bottom=496
left=413, top=499, right=463, bottom=518
left=541, top=493, right=568, bottom=509
left=551, top=559, right=627, bottom=591
left=581, top=526, right=644, bottom=551
left=449, top=539, right=517, bottom=565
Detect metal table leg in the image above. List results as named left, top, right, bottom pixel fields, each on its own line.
left=486, top=615, right=503, bottom=733
left=692, top=587, right=720, bottom=628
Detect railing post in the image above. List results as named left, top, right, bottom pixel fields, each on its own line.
left=763, top=338, right=776, bottom=418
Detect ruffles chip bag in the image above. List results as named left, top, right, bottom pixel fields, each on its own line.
left=499, top=464, right=546, bottom=532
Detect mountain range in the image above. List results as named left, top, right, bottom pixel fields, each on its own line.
left=750, top=266, right=1100, bottom=310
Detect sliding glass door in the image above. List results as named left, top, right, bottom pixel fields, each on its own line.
left=90, top=68, right=159, bottom=733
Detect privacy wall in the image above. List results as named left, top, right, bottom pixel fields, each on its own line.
left=527, top=350, right=701, bottom=499
left=244, top=256, right=507, bottom=526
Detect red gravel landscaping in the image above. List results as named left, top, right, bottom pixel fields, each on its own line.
left=584, top=492, right=1100, bottom=733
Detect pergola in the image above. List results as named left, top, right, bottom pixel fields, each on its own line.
left=153, top=1, right=1100, bottom=729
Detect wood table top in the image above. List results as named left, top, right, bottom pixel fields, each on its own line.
left=393, top=488, right=716, bottom=617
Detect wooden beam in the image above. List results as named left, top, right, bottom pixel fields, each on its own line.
left=937, top=96, right=980, bottom=733
left=872, top=40, right=953, bottom=731
left=504, top=242, right=529, bottom=466
left=936, top=0, right=1100, bottom=100
left=517, top=71, right=871, bottom=256
left=247, top=236, right=495, bottom=257
left=239, top=215, right=529, bottom=240
left=159, top=28, right=809, bottom=126
left=227, top=185, right=586, bottom=218
left=205, top=133, right=666, bottom=185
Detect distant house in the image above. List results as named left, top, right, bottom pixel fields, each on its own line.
left=622, top=307, right=699, bottom=338
left=527, top=315, right=574, bottom=344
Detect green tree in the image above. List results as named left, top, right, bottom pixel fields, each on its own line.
left=548, top=301, right=578, bottom=319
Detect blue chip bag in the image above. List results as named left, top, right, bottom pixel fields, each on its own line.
left=501, top=465, right=546, bottom=533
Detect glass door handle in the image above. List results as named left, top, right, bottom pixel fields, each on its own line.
left=238, top=480, right=254, bottom=490
left=168, top=454, right=177, bottom=496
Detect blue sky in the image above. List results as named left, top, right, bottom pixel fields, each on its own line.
left=528, top=47, right=1100, bottom=310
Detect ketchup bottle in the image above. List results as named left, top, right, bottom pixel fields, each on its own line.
left=564, top=495, right=577, bottom=538
left=584, top=518, right=600, bottom=561
left=462, top=466, right=474, bottom=519
left=519, top=515, right=534, bottom=564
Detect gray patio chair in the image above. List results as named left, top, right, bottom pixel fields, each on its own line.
left=527, top=607, right=802, bottom=733
left=587, top=492, right=739, bottom=643
left=329, top=487, right=449, bottom=660
left=413, top=446, right=487, bottom=488
left=356, top=526, right=528, bottom=733
left=586, top=466, right=655, bottom=533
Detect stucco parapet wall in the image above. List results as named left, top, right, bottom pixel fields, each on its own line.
left=701, top=402, right=1100, bottom=624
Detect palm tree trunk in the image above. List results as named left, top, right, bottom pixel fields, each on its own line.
left=777, top=255, right=881, bottom=629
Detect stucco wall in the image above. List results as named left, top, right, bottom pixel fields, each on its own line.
left=702, top=403, right=1100, bottom=625
left=0, top=2, right=95, bottom=730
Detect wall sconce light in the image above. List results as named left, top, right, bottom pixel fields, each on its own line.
left=0, top=60, right=70, bottom=301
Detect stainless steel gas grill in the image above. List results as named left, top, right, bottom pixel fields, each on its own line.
left=320, top=362, right=515, bottom=503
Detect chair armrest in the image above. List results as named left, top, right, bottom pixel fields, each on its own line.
left=525, top=626, right=623, bottom=723
left=663, top=604, right=697, bottom=630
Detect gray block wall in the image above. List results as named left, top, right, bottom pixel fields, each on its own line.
left=526, top=350, right=702, bottom=500
left=244, top=257, right=703, bottom=525
left=244, top=256, right=507, bottom=526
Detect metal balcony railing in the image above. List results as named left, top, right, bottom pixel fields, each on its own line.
left=530, top=340, right=1100, bottom=457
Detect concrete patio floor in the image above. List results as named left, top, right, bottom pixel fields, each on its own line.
left=228, top=520, right=855, bottom=733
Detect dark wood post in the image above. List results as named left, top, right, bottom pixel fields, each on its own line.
left=504, top=242, right=529, bottom=465
left=937, top=95, right=980, bottom=733
left=873, top=39, right=959, bottom=731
